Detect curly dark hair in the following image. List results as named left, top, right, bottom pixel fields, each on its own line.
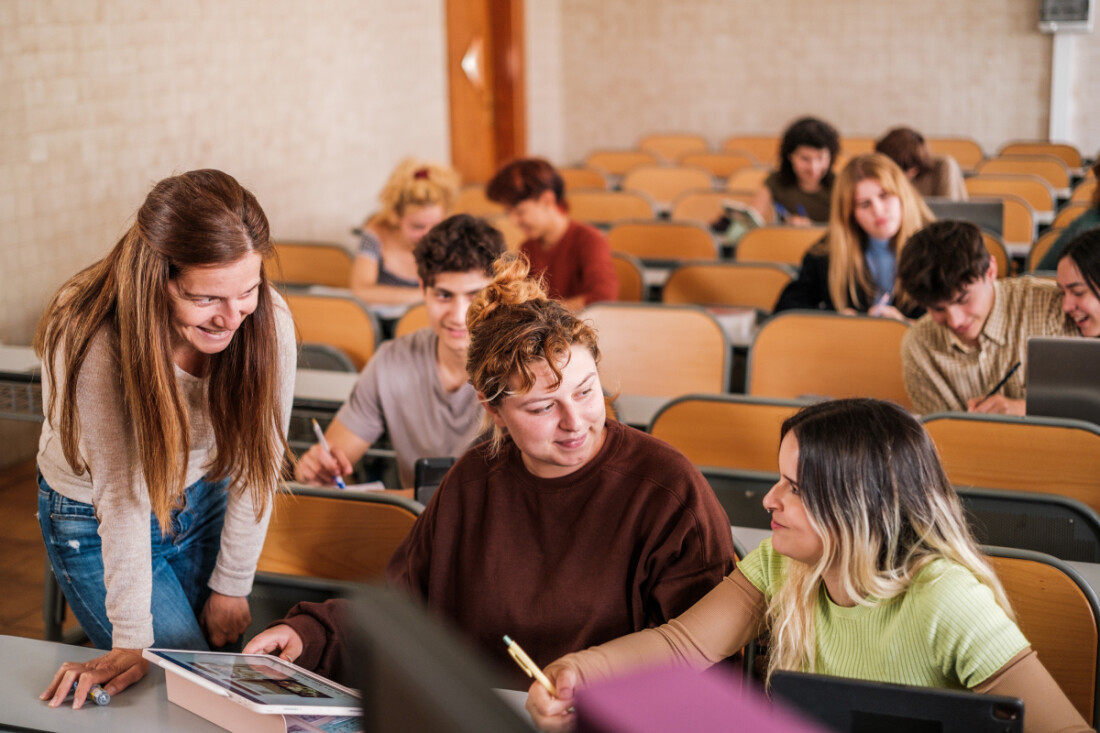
left=777, top=117, right=840, bottom=187
left=413, top=214, right=506, bottom=287
left=898, top=220, right=991, bottom=306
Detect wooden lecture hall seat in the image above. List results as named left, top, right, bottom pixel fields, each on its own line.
left=746, top=311, right=911, bottom=409
left=285, top=292, right=381, bottom=371
left=270, top=241, right=353, bottom=288
left=582, top=302, right=729, bottom=398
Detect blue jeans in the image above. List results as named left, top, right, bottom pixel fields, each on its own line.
left=38, top=472, right=230, bottom=651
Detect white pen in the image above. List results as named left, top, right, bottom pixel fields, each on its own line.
left=311, top=418, right=347, bottom=489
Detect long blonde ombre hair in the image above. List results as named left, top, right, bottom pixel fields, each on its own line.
left=826, top=153, right=934, bottom=312
left=765, top=399, right=1013, bottom=681
left=34, top=169, right=288, bottom=527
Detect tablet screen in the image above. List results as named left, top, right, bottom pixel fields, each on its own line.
left=145, top=649, right=361, bottom=715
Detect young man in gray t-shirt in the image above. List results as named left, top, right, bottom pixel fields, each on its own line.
left=295, top=214, right=505, bottom=488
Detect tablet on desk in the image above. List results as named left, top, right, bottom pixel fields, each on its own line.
left=143, top=648, right=361, bottom=717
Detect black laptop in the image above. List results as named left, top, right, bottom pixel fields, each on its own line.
left=1026, top=336, right=1100, bottom=427
left=770, top=671, right=1023, bottom=733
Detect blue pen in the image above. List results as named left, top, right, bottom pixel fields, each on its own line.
left=311, top=418, right=347, bottom=489
left=773, top=202, right=790, bottom=222
left=795, top=204, right=807, bottom=218
left=66, top=681, right=110, bottom=706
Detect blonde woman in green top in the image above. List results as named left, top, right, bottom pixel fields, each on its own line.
left=527, top=398, right=1089, bottom=732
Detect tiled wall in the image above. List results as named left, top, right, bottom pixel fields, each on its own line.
left=1, top=0, right=449, bottom=347
left=524, top=0, right=565, bottom=163
left=0, top=0, right=449, bottom=466
left=1070, top=26, right=1100, bottom=158
left=551, top=0, right=1100, bottom=164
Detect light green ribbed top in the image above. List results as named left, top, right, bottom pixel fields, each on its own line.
left=739, top=539, right=1028, bottom=688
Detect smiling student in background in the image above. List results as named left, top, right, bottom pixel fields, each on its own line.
left=1056, top=229, right=1100, bottom=338
left=897, top=220, right=1077, bottom=415
left=297, top=214, right=505, bottom=490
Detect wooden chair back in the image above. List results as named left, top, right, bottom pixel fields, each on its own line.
left=569, top=189, right=657, bottom=225
left=979, top=230, right=1012, bottom=278
left=638, top=133, right=708, bottom=162
left=607, top=220, right=718, bottom=261
left=1054, top=202, right=1091, bottom=229
left=611, top=251, right=645, bottom=302
left=285, top=292, right=381, bottom=370
left=965, top=174, right=1055, bottom=219
left=1028, top=228, right=1063, bottom=272
left=747, top=312, right=911, bottom=408
left=679, top=152, right=757, bottom=179
left=985, top=548, right=1099, bottom=725
left=662, top=261, right=792, bottom=312
left=560, top=166, right=610, bottom=191
left=487, top=214, right=526, bottom=251
left=258, top=486, right=423, bottom=581
left=1070, top=178, right=1097, bottom=204
left=927, top=137, right=985, bottom=172
left=669, top=189, right=756, bottom=226
left=922, top=413, right=1100, bottom=515
left=270, top=242, right=353, bottom=288
left=582, top=303, right=729, bottom=398
left=621, top=165, right=715, bottom=206
left=999, top=141, right=1083, bottom=169
left=453, top=185, right=503, bottom=217
left=978, top=155, right=1071, bottom=192
left=649, top=394, right=804, bottom=472
left=735, top=226, right=825, bottom=267
left=585, top=149, right=659, bottom=176
left=726, top=167, right=772, bottom=191
left=968, top=194, right=1035, bottom=251
left=721, top=135, right=778, bottom=165
left=839, top=136, right=876, bottom=157
left=394, top=303, right=429, bottom=339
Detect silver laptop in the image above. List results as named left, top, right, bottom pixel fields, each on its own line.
left=1026, top=336, right=1100, bottom=426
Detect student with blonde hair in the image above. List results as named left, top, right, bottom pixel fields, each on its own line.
left=35, top=170, right=296, bottom=707
left=351, top=157, right=460, bottom=304
left=527, top=399, right=1089, bottom=733
left=775, top=153, right=934, bottom=321
left=244, top=253, right=734, bottom=689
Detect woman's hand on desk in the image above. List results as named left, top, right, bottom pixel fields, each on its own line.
left=294, top=442, right=354, bottom=487
left=243, top=624, right=304, bottom=662
left=525, top=664, right=578, bottom=732
left=201, top=591, right=251, bottom=648
left=41, top=647, right=149, bottom=709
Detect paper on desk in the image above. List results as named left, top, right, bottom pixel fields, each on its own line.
left=342, top=481, right=386, bottom=492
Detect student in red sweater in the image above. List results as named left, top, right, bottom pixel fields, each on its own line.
left=244, top=254, right=734, bottom=689
left=486, top=158, right=617, bottom=310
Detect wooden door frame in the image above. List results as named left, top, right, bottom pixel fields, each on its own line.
left=446, top=0, right=526, bottom=184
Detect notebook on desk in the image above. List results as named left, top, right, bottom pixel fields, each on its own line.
left=1026, top=336, right=1100, bottom=426
left=770, top=671, right=1023, bottom=733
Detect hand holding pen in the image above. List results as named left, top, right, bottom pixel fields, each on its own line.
left=967, top=361, right=1026, bottom=416
left=506, top=636, right=578, bottom=731
left=310, top=419, right=348, bottom=489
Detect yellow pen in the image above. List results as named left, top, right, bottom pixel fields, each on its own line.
left=503, top=635, right=558, bottom=697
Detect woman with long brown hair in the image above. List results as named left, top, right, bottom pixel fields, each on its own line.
left=35, top=169, right=296, bottom=707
